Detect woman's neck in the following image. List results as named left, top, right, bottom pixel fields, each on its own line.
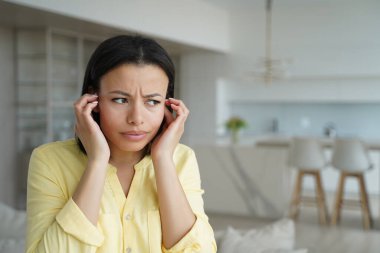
left=109, top=148, right=146, bottom=170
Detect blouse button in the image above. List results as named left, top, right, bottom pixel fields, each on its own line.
left=125, top=213, right=132, bottom=220
left=126, top=247, right=132, bottom=253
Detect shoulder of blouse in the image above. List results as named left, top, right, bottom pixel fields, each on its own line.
left=32, top=139, right=83, bottom=159
left=173, top=143, right=195, bottom=157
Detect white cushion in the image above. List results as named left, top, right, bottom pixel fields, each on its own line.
left=0, top=239, right=25, bottom=253
left=0, top=202, right=26, bottom=239
left=218, top=218, right=307, bottom=253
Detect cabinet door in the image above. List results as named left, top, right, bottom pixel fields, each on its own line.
left=16, top=30, right=48, bottom=150
left=51, top=33, right=79, bottom=102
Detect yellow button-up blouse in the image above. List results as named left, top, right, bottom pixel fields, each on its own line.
left=26, top=139, right=216, bottom=253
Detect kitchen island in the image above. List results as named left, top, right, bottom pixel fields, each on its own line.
left=195, top=136, right=380, bottom=226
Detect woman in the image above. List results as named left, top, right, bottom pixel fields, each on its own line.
left=26, top=35, right=216, bottom=253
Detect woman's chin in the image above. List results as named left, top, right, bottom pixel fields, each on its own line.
left=112, top=141, right=150, bottom=154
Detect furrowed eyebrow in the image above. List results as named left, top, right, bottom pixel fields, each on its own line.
left=108, top=90, right=130, bottom=96
left=143, top=93, right=163, bottom=98
left=108, top=90, right=163, bottom=98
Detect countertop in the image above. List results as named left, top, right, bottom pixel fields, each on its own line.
left=254, top=136, right=380, bottom=150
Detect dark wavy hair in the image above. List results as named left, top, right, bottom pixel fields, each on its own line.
left=76, top=35, right=175, bottom=154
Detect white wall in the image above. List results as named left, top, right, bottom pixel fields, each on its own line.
left=179, top=51, right=228, bottom=145
left=225, top=0, right=380, bottom=78
left=272, top=0, right=380, bottom=76
left=4, top=0, right=230, bottom=52
left=226, top=0, right=380, bottom=96
left=0, top=26, right=17, bottom=207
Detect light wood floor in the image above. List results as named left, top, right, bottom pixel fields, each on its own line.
left=209, top=208, right=380, bottom=253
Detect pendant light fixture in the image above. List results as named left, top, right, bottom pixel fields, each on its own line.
left=254, top=0, right=289, bottom=85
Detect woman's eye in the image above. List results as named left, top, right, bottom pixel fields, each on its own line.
left=112, top=98, right=127, bottom=104
left=146, top=100, right=160, bottom=106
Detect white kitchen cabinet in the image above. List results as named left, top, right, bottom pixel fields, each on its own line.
left=16, top=28, right=102, bottom=152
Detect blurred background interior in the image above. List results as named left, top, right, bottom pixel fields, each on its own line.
left=0, top=0, right=380, bottom=252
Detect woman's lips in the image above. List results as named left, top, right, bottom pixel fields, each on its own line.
left=121, top=131, right=147, bottom=141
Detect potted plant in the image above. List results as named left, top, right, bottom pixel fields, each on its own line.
left=225, top=116, right=247, bottom=144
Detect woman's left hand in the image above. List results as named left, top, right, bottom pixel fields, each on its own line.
left=151, top=98, right=189, bottom=160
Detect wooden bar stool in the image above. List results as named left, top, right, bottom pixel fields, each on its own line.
left=331, top=138, right=373, bottom=230
left=288, top=137, right=329, bottom=225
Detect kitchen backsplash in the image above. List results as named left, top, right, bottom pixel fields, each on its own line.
left=230, top=102, right=380, bottom=139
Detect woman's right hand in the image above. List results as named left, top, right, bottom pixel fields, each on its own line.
left=74, top=94, right=110, bottom=164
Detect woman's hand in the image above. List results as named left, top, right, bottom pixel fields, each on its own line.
left=151, top=98, right=189, bottom=160
left=150, top=99, right=196, bottom=248
left=74, top=94, right=110, bottom=164
left=72, top=94, right=110, bottom=225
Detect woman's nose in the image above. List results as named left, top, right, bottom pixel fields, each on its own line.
left=127, top=104, right=144, bottom=125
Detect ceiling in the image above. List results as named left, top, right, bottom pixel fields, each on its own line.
left=201, top=0, right=351, bottom=10
left=201, top=0, right=263, bottom=9
left=0, top=1, right=204, bottom=56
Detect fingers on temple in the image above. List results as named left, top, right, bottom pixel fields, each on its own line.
left=74, top=94, right=98, bottom=121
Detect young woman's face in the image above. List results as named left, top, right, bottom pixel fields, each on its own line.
left=97, top=64, right=168, bottom=154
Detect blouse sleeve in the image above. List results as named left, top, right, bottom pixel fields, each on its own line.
left=162, top=147, right=217, bottom=253
left=26, top=148, right=104, bottom=253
